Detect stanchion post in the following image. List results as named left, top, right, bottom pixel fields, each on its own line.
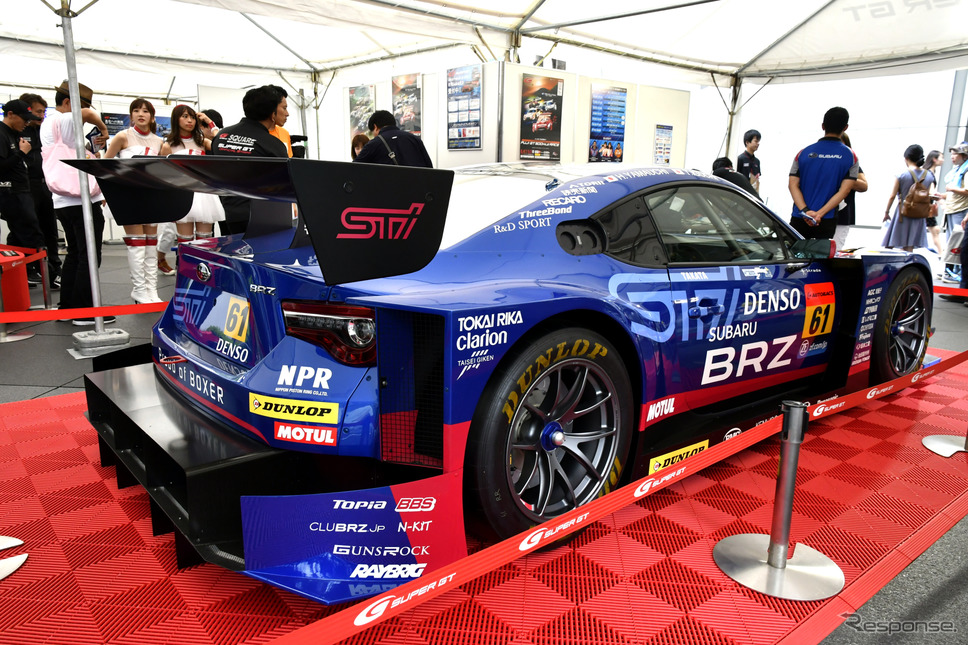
left=766, top=401, right=806, bottom=569
left=712, top=400, right=844, bottom=601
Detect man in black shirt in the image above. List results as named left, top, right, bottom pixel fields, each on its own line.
left=712, top=157, right=760, bottom=199
left=211, top=85, right=288, bottom=236
left=354, top=110, right=433, bottom=168
left=18, top=93, right=61, bottom=287
left=737, top=129, right=761, bottom=193
left=0, top=99, right=46, bottom=282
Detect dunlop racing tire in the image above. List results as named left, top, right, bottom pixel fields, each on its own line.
left=465, top=328, right=632, bottom=540
left=870, top=268, right=930, bottom=383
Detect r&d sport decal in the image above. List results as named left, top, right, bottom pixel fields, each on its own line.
left=802, top=282, right=835, bottom=338
left=649, top=440, right=708, bottom=474
left=249, top=393, right=339, bottom=424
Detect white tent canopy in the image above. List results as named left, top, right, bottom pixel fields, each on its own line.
left=4, top=0, right=967, bottom=100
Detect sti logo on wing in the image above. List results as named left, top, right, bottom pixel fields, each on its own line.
left=337, top=203, right=424, bottom=240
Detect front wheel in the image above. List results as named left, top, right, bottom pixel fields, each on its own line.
left=871, top=268, right=931, bottom=382
left=464, top=328, right=633, bottom=540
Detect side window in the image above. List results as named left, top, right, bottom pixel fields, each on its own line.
left=595, top=196, right=668, bottom=267
left=647, top=185, right=793, bottom=264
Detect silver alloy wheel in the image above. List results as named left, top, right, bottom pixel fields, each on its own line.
left=887, top=281, right=929, bottom=375
left=505, top=357, right=621, bottom=522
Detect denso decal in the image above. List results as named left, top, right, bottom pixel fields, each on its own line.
left=337, top=203, right=423, bottom=240
left=274, top=422, right=337, bottom=446
left=395, top=497, right=436, bottom=512
left=276, top=365, right=332, bottom=391
left=701, top=334, right=797, bottom=385
left=518, top=512, right=591, bottom=551
left=249, top=394, right=339, bottom=423
left=646, top=397, right=676, bottom=422
left=634, top=466, right=687, bottom=497
left=744, top=288, right=802, bottom=315
left=216, top=338, right=248, bottom=362
left=309, top=522, right=385, bottom=533
left=649, top=441, right=708, bottom=474
left=350, top=563, right=427, bottom=579
left=867, top=385, right=894, bottom=399
left=335, top=545, right=429, bottom=557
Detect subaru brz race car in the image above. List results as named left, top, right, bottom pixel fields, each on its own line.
left=76, top=158, right=932, bottom=604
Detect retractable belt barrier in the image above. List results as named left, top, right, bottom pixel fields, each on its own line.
left=0, top=301, right=167, bottom=324
left=274, top=348, right=968, bottom=645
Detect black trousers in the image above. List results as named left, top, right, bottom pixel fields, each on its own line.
left=789, top=216, right=837, bottom=240
left=29, top=179, right=62, bottom=275
left=56, top=202, right=104, bottom=309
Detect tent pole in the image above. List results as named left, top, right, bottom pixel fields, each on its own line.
left=724, top=76, right=742, bottom=159
left=942, top=69, right=967, bottom=181
left=58, top=0, right=111, bottom=335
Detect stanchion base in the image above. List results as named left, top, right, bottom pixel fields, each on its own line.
left=713, top=534, right=845, bottom=601
left=922, top=435, right=968, bottom=458
left=0, top=331, right=33, bottom=343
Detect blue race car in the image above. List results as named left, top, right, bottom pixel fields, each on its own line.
left=77, top=158, right=931, bottom=604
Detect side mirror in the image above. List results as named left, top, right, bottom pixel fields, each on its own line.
left=790, top=238, right=835, bottom=260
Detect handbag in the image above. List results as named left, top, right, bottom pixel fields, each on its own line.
left=41, top=117, right=102, bottom=199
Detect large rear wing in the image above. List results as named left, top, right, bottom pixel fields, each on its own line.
left=65, top=157, right=454, bottom=285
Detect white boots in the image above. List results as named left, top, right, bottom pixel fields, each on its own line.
left=125, top=236, right=163, bottom=304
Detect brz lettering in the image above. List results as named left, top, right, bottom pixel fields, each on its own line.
left=309, top=522, right=384, bottom=533
left=744, top=288, right=802, bottom=315
left=350, top=563, right=427, bottom=579
left=216, top=338, right=249, bottom=362
left=395, top=497, right=436, bottom=512
left=337, top=203, right=424, bottom=240
left=277, top=365, right=332, bottom=390
left=249, top=284, right=276, bottom=295
left=333, top=500, right=387, bottom=510
left=701, top=334, right=797, bottom=384
left=335, top=544, right=429, bottom=557
left=518, top=512, right=590, bottom=551
left=646, top=397, right=676, bottom=422
left=634, top=466, right=687, bottom=497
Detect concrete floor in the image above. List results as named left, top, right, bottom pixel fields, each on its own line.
left=2, top=235, right=967, bottom=643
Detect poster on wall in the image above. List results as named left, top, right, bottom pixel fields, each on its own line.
left=520, top=74, right=563, bottom=161
left=446, top=64, right=482, bottom=149
left=392, top=74, right=422, bottom=137
left=102, top=114, right=172, bottom=140
left=588, top=84, right=626, bottom=163
left=348, top=85, right=376, bottom=138
left=654, top=124, right=673, bottom=165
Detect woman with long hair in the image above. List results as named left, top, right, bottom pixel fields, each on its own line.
left=882, top=144, right=935, bottom=252
left=923, top=149, right=944, bottom=254
left=159, top=104, right=224, bottom=250
left=104, top=98, right=164, bottom=303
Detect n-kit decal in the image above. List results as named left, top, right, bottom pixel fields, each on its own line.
left=649, top=440, right=708, bottom=474
left=224, top=295, right=250, bottom=342
left=802, top=282, right=836, bottom=338
left=249, top=393, right=339, bottom=423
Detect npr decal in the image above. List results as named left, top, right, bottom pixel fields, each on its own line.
left=249, top=393, right=339, bottom=424
left=802, top=282, right=836, bottom=338
left=649, top=440, right=708, bottom=474
left=275, top=365, right=332, bottom=395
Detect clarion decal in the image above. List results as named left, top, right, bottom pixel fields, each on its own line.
left=249, top=393, right=339, bottom=423
left=634, top=466, right=687, bottom=497
left=518, top=512, right=591, bottom=552
left=337, top=203, right=424, bottom=240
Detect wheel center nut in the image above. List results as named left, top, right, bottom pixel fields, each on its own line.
left=540, top=422, right=565, bottom=452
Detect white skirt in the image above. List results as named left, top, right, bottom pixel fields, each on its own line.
left=180, top=193, right=225, bottom=223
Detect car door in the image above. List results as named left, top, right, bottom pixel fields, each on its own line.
left=644, top=184, right=840, bottom=410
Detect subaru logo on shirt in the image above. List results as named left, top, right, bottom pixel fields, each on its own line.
left=196, top=263, right=211, bottom=282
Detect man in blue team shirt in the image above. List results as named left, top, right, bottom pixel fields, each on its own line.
left=788, top=107, right=859, bottom=240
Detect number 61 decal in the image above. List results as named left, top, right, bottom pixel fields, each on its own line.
left=803, top=282, right=836, bottom=338
left=224, top=296, right=251, bottom=342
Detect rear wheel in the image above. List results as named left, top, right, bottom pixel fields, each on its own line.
left=464, top=328, right=632, bottom=540
left=871, top=268, right=930, bottom=382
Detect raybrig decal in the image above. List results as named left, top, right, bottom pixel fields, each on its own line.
left=249, top=393, right=339, bottom=424
left=649, top=440, right=708, bottom=474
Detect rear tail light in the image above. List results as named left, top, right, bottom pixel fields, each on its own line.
left=281, top=301, right=377, bottom=366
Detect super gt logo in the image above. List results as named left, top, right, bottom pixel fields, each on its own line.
left=337, top=203, right=424, bottom=240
